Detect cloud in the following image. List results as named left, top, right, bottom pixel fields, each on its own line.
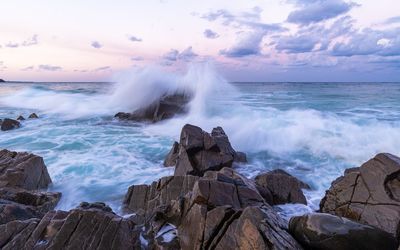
left=5, top=42, right=19, bottom=48
left=287, top=0, right=357, bottom=25
left=94, top=66, right=111, bottom=71
left=331, top=27, right=400, bottom=57
left=161, top=47, right=198, bottom=65
left=385, top=16, right=400, bottom=24
left=21, top=66, right=34, bottom=71
left=128, top=36, right=142, bottom=42
left=39, top=64, right=62, bottom=71
left=131, top=56, right=144, bottom=61
left=275, top=35, right=318, bottom=53
left=91, top=41, right=102, bottom=49
left=204, top=29, right=219, bottom=39
left=220, top=32, right=264, bottom=57
left=21, top=34, right=38, bottom=46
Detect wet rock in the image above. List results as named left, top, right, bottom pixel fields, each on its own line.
left=28, top=113, right=39, bottom=119
left=0, top=79, right=5, bottom=82
left=124, top=167, right=302, bottom=250
left=164, top=124, right=246, bottom=176
left=255, top=169, right=310, bottom=205
left=0, top=203, right=140, bottom=249
left=1, top=118, right=20, bottom=131
left=233, top=151, right=247, bottom=163
left=289, top=213, right=398, bottom=250
left=320, top=153, right=400, bottom=238
left=115, top=93, right=191, bottom=123
left=16, top=115, right=25, bottom=121
left=0, top=149, right=52, bottom=190
left=163, top=141, right=179, bottom=167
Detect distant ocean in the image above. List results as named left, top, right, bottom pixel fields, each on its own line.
left=1, top=68, right=400, bottom=218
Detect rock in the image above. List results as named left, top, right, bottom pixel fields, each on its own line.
left=115, top=93, right=191, bottom=123
left=320, top=153, right=400, bottom=238
left=28, top=113, right=39, bottom=119
left=1, top=118, right=20, bottom=131
left=163, top=141, right=179, bottom=167
left=0, top=188, right=61, bottom=224
left=289, top=213, right=398, bottom=250
left=163, top=124, right=246, bottom=176
left=233, top=151, right=247, bottom=163
left=255, top=169, right=310, bottom=205
left=0, top=79, right=4, bottom=82
left=0, top=202, right=140, bottom=249
left=0, top=149, right=52, bottom=190
left=16, top=115, right=25, bottom=121
left=124, top=167, right=302, bottom=249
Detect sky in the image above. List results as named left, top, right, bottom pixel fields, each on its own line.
left=0, top=0, right=399, bottom=82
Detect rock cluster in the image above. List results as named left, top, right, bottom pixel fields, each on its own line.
left=1, top=113, right=39, bottom=131
left=0, top=149, right=61, bottom=224
left=320, top=153, right=400, bottom=239
left=164, top=124, right=247, bottom=176
left=115, top=93, right=191, bottom=123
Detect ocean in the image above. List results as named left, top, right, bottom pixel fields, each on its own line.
left=1, top=66, right=400, bottom=218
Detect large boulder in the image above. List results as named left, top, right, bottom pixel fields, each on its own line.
left=164, top=124, right=247, bottom=176
left=0, top=149, right=52, bottom=190
left=0, top=202, right=140, bottom=250
left=289, top=213, right=398, bottom=250
left=320, top=153, right=400, bottom=239
left=124, top=167, right=302, bottom=250
left=115, top=93, right=191, bottom=123
left=1, top=118, right=20, bottom=131
left=255, top=169, right=310, bottom=205
left=0, top=149, right=60, bottom=224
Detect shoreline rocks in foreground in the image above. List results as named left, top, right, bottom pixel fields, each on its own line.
left=115, top=93, right=192, bottom=123
left=0, top=123, right=399, bottom=249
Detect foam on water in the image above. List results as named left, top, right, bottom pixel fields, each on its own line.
left=0, top=64, right=400, bottom=216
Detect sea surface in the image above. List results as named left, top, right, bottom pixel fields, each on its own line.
left=1, top=67, right=400, bottom=218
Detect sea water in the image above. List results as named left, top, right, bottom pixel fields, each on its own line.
left=1, top=65, right=400, bottom=218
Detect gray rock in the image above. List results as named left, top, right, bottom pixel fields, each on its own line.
left=255, top=169, right=310, bottom=205
left=289, top=213, right=398, bottom=250
left=16, top=115, right=25, bottom=121
left=1, top=118, right=20, bottom=131
left=320, top=153, right=400, bottom=238
left=28, top=113, right=39, bottom=119
left=115, top=93, right=191, bottom=123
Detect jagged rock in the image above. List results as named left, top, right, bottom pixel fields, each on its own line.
left=289, top=213, right=398, bottom=250
left=233, top=151, right=247, bottom=163
left=115, top=93, right=191, bottom=123
left=0, top=149, right=52, bottom=190
left=1, top=118, right=20, bottom=131
left=16, top=115, right=25, bottom=121
left=124, top=167, right=302, bottom=250
left=0, top=188, right=61, bottom=224
left=320, top=153, right=400, bottom=238
left=28, top=113, right=39, bottom=119
left=255, top=169, right=310, bottom=205
left=0, top=203, right=140, bottom=249
left=164, top=124, right=246, bottom=176
left=164, top=141, right=179, bottom=167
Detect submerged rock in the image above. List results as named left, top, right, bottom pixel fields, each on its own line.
left=289, top=213, right=398, bottom=250
left=163, top=124, right=247, bottom=176
left=320, top=153, right=400, bottom=238
left=255, top=169, right=310, bottom=205
left=124, top=167, right=302, bottom=249
left=16, top=115, right=25, bottom=121
left=0, top=202, right=140, bottom=249
left=28, top=113, right=39, bottom=119
left=1, top=118, right=20, bottom=131
left=115, top=93, right=191, bottom=123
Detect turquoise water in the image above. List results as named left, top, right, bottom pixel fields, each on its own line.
left=1, top=74, right=400, bottom=216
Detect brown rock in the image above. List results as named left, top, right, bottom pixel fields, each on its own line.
left=255, top=169, right=310, bottom=205
left=1, top=118, right=20, bottom=131
left=0, top=203, right=140, bottom=249
left=16, top=115, right=25, bottom=121
left=163, top=141, right=179, bottom=167
left=28, top=113, right=39, bottom=119
left=289, top=213, right=398, bottom=250
left=0, top=149, right=52, bottom=190
left=320, top=153, right=400, bottom=238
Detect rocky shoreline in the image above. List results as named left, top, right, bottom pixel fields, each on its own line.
left=0, top=124, right=399, bottom=249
